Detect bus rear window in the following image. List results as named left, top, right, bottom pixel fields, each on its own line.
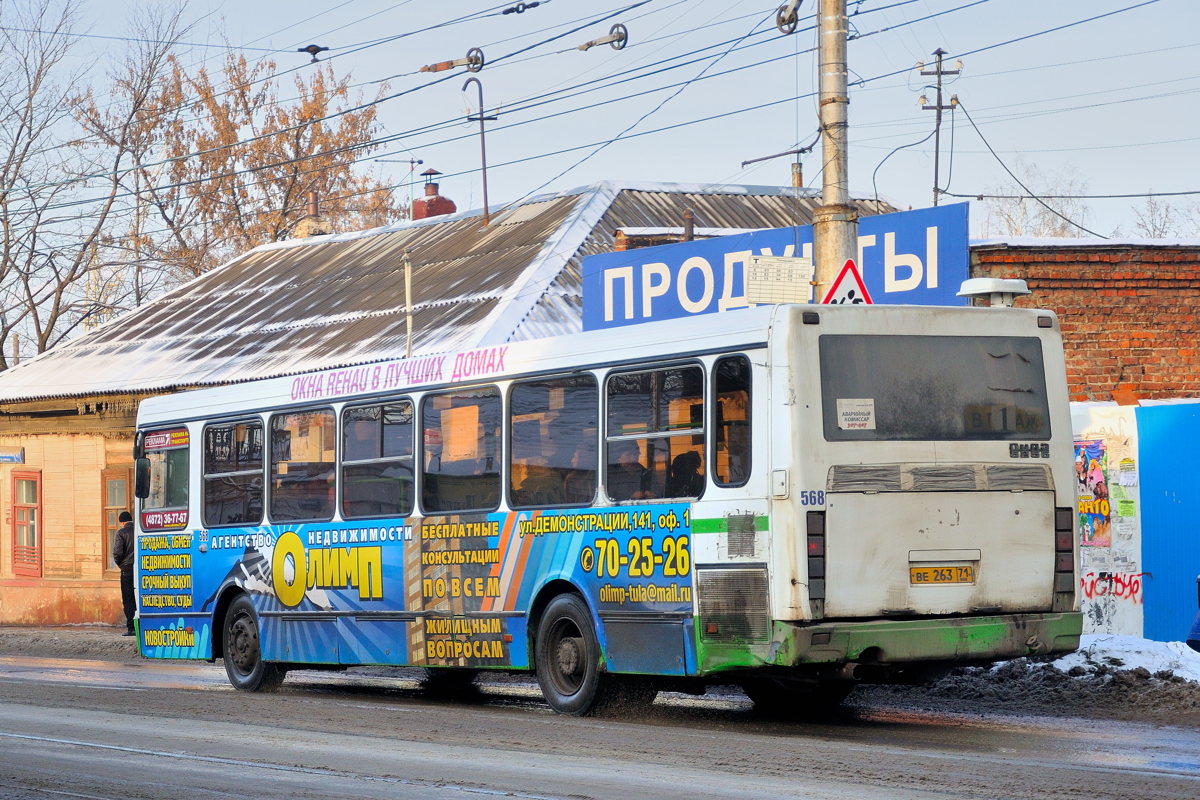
left=819, top=335, right=1051, bottom=441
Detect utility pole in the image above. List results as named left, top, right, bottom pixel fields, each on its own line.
left=812, top=0, right=857, bottom=299
left=920, top=48, right=960, bottom=206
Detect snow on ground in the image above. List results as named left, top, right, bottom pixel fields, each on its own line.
left=1043, top=634, right=1200, bottom=683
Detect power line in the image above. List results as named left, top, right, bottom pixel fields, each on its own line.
left=501, top=8, right=777, bottom=209
left=954, top=101, right=1108, bottom=239
left=0, top=25, right=282, bottom=52
left=6, top=0, right=1185, bottom=237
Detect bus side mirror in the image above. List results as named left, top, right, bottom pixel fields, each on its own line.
left=133, top=430, right=145, bottom=460
left=135, top=457, right=151, bottom=499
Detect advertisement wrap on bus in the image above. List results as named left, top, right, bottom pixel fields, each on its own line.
left=139, top=504, right=696, bottom=673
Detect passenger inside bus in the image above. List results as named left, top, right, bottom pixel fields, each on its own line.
left=514, top=454, right=565, bottom=506
left=666, top=450, right=704, bottom=497
left=560, top=446, right=596, bottom=504
left=607, top=440, right=652, bottom=501
left=343, top=418, right=376, bottom=461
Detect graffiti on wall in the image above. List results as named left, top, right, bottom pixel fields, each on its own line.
left=1080, top=571, right=1149, bottom=631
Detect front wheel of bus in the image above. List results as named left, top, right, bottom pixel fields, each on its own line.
left=223, top=595, right=286, bottom=692
left=535, top=593, right=604, bottom=715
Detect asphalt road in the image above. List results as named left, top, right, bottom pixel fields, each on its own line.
left=1, top=654, right=1199, bottom=799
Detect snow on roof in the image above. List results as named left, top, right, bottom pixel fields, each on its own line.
left=0, top=180, right=894, bottom=405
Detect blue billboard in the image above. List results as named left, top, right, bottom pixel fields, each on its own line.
left=582, top=202, right=969, bottom=331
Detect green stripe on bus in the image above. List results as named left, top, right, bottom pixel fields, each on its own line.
left=691, top=516, right=768, bottom=533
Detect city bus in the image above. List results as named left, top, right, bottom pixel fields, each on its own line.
left=132, top=302, right=1082, bottom=715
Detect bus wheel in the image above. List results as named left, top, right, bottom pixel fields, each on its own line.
left=223, top=595, right=286, bottom=692
left=535, top=594, right=604, bottom=715
left=741, top=678, right=853, bottom=717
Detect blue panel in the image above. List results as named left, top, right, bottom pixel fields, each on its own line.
left=582, top=203, right=970, bottom=331
left=601, top=618, right=688, bottom=675
left=341, top=619, right=410, bottom=665
left=1135, top=403, right=1200, bottom=642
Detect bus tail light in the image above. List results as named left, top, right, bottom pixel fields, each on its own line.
left=807, top=511, right=826, bottom=617
left=1052, top=506, right=1076, bottom=611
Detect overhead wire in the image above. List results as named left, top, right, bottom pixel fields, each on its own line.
left=953, top=101, right=1108, bottom=238
left=8, top=0, right=1183, bottom=235
left=11, top=1, right=656, bottom=197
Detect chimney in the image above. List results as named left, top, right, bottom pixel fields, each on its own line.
left=293, top=190, right=331, bottom=238
left=412, top=168, right=457, bottom=220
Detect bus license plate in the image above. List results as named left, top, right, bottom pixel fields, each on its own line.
left=910, top=565, right=974, bottom=584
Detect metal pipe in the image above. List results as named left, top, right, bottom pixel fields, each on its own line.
left=463, top=77, right=495, bottom=226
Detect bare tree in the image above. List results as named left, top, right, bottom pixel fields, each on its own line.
left=0, top=0, right=87, bottom=368
left=0, top=1, right=403, bottom=371
left=67, top=4, right=190, bottom=331
left=0, top=0, right=191, bottom=365
left=139, top=52, right=402, bottom=281
left=1130, top=194, right=1186, bottom=238
left=980, top=158, right=1097, bottom=238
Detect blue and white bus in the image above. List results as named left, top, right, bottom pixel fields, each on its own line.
left=133, top=302, right=1082, bottom=714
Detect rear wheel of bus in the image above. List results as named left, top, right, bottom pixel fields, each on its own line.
left=223, top=594, right=286, bottom=692
left=535, top=593, right=658, bottom=716
left=535, top=594, right=604, bottom=715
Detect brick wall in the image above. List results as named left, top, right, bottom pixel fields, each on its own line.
left=971, top=243, right=1200, bottom=402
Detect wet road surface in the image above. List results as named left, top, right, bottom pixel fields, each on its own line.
left=1, top=654, right=1198, bottom=799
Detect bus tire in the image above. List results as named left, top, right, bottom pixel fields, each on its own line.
left=535, top=593, right=605, bottom=715
left=223, top=594, right=286, bottom=692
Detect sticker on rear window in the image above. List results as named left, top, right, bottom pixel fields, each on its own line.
left=836, top=398, right=875, bottom=430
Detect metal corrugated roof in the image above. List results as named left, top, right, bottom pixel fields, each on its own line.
left=0, top=181, right=893, bottom=404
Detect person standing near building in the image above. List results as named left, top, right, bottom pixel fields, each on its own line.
left=113, top=510, right=136, bottom=636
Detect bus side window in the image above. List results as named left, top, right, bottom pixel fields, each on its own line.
left=421, top=387, right=501, bottom=513
left=713, top=356, right=751, bottom=486
left=605, top=366, right=705, bottom=501
left=341, top=401, right=414, bottom=519
left=203, top=420, right=264, bottom=526
left=269, top=409, right=336, bottom=522
left=509, top=375, right=598, bottom=508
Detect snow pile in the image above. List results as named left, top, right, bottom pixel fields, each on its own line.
left=1045, top=635, right=1200, bottom=683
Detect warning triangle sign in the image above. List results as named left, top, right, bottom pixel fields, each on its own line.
left=821, top=259, right=873, bottom=305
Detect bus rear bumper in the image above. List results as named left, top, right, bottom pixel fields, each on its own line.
left=774, top=611, right=1084, bottom=668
